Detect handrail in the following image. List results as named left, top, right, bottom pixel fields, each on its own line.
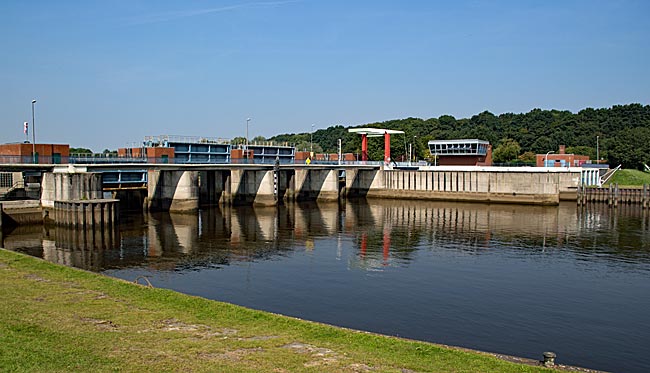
left=0, top=179, right=25, bottom=198
left=601, top=164, right=621, bottom=185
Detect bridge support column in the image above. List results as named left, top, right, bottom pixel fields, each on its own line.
left=295, top=169, right=339, bottom=202
left=345, top=169, right=381, bottom=198
left=147, top=170, right=199, bottom=212
left=229, top=169, right=276, bottom=206
left=41, top=172, right=103, bottom=209
left=254, top=170, right=276, bottom=206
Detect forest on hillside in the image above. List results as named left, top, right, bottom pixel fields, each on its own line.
left=268, top=104, right=650, bottom=169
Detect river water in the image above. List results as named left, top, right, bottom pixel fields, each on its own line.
left=4, top=200, right=650, bottom=372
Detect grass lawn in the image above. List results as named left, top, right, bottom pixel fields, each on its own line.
left=0, top=249, right=554, bottom=372
left=605, top=169, right=650, bottom=187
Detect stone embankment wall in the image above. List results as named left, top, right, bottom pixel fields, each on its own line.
left=362, top=168, right=581, bottom=205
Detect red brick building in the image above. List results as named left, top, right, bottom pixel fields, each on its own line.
left=0, top=143, right=69, bottom=164
left=536, top=145, right=590, bottom=167
left=117, top=147, right=175, bottom=163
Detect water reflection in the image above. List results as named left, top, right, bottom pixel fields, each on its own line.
left=5, top=201, right=649, bottom=273
left=4, top=201, right=650, bottom=372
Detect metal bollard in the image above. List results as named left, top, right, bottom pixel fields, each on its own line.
left=542, top=351, right=556, bottom=367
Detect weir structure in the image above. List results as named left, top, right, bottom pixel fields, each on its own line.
left=31, top=163, right=584, bottom=217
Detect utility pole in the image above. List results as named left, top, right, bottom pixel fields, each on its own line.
left=310, top=124, right=315, bottom=154
left=31, top=100, right=36, bottom=164
left=246, top=118, right=251, bottom=149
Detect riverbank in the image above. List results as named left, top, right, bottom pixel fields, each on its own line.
left=0, top=249, right=586, bottom=373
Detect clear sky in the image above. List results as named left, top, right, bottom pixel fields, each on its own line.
left=1, top=0, right=649, bottom=151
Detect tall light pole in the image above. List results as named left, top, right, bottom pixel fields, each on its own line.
left=310, top=124, right=315, bottom=154
left=31, top=99, right=36, bottom=164
left=413, top=135, right=417, bottom=163
left=408, top=143, right=412, bottom=165
left=246, top=118, right=251, bottom=148
left=596, top=135, right=599, bottom=165
left=544, top=151, right=554, bottom=167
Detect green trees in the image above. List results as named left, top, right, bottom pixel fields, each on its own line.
left=607, top=127, right=650, bottom=169
left=70, top=147, right=93, bottom=154
left=492, top=139, right=521, bottom=163
left=267, top=104, right=650, bottom=164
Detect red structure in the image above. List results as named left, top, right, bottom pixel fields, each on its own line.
left=118, top=146, right=175, bottom=163
left=0, top=143, right=69, bottom=164
left=348, top=128, right=405, bottom=162
left=536, top=145, right=590, bottom=167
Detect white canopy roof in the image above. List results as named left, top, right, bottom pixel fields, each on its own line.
left=348, top=128, right=405, bottom=137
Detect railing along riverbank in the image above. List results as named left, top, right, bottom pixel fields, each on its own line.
left=577, top=184, right=649, bottom=208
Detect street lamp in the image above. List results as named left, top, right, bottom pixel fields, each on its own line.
left=596, top=135, right=599, bottom=165
left=408, top=143, right=412, bottom=165
left=310, top=124, right=315, bottom=154
left=31, top=99, right=36, bottom=164
left=544, top=151, right=554, bottom=167
left=246, top=118, right=251, bottom=148
left=413, top=135, right=417, bottom=163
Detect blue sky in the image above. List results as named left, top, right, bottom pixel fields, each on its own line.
left=1, top=0, right=649, bottom=151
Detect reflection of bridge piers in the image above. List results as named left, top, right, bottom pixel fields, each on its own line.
left=6, top=199, right=648, bottom=274
left=41, top=225, right=120, bottom=271
left=346, top=200, right=585, bottom=269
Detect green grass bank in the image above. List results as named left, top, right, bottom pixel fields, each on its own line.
left=605, top=169, right=650, bottom=187
left=0, top=249, right=557, bottom=372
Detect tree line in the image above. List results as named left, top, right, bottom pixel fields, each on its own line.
left=268, top=103, right=650, bottom=169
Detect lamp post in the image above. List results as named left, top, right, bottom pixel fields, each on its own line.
left=31, top=100, right=36, bottom=164
left=408, top=143, right=412, bottom=166
left=246, top=118, right=251, bottom=149
left=596, top=135, right=599, bottom=165
left=310, top=124, right=315, bottom=154
left=413, top=135, right=417, bottom=163
left=544, top=151, right=554, bottom=167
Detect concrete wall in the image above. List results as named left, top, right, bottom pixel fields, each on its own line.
left=41, top=172, right=103, bottom=208
left=228, top=169, right=276, bottom=206
left=294, top=169, right=339, bottom=201
left=0, top=201, right=42, bottom=228
left=366, top=168, right=580, bottom=205
left=345, top=169, right=381, bottom=198
left=147, top=170, right=199, bottom=212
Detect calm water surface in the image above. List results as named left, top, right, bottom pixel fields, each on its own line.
left=5, top=200, right=650, bottom=372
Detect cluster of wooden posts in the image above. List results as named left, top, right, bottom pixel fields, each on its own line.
left=577, top=184, right=650, bottom=208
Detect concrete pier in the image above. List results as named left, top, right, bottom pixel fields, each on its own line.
left=228, top=169, right=277, bottom=206
left=41, top=172, right=103, bottom=209
left=294, top=169, right=340, bottom=202
left=53, top=199, right=119, bottom=228
left=147, top=170, right=199, bottom=212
